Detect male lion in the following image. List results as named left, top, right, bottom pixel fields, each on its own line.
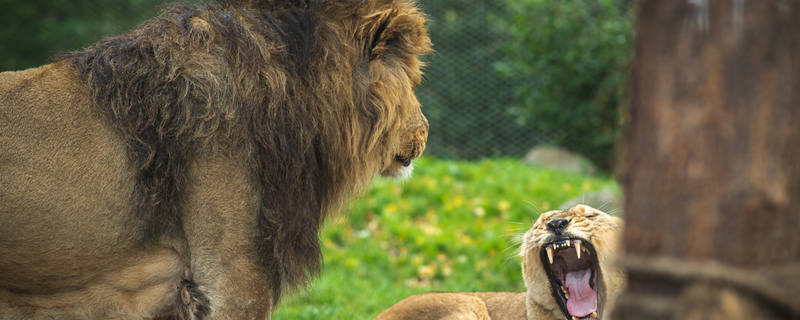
left=375, top=205, right=625, bottom=320
left=0, top=0, right=431, bottom=318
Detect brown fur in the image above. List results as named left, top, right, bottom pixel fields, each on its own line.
left=375, top=205, right=624, bottom=320
left=0, top=0, right=430, bottom=318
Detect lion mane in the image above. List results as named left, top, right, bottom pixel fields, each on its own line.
left=1, top=0, right=430, bottom=318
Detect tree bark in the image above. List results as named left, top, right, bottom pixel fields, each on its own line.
left=614, top=1, right=800, bottom=319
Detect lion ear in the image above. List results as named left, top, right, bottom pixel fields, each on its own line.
left=365, top=9, right=427, bottom=61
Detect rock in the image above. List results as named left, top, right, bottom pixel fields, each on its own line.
left=559, top=189, right=623, bottom=216
left=523, top=146, right=597, bottom=175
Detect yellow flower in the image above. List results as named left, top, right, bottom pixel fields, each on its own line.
left=417, top=265, right=436, bottom=279
left=497, top=200, right=511, bottom=212
left=384, top=203, right=397, bottom=213
left=412, top=255, right=424, bottom=266
left=452, top=196, right=464, bottom=207
left=442, top=264, right=453, bottom=277
left=345, top=258, right=359, bottom=268
left=562, top=184, right=573, bottom=191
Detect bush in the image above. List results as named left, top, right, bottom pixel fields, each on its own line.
left=0, top=0, right=162, bottom=70
left=415, top=1, right=543, bottom=159
left=273, top=157, right=618, bottom=319
left=494, top=0, right=634, bottom=170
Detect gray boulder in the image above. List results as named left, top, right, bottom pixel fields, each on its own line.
left=559, top=189, right=623, bottom=216
left=523, top=146, right=597, bottom=175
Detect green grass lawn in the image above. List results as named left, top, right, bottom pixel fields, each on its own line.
left=273, top=157, right=618, bottom=319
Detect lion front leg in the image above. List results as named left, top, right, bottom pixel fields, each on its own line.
left=179, top=152, right=274, bottom=320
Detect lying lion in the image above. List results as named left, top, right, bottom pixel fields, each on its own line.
left=375, top=205, right=625, bottom=320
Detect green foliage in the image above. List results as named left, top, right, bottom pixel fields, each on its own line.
left=494, top=0, right=634, bottom=170
left=273, top=157, right=618, bottom=319
left=0, top=0, right=162, bottom=70
left=416, top=1, right=538, bottom=159
left=2, top=0, right=633, bottom=173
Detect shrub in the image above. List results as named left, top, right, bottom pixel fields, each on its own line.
left=0, top=1, right=162, bottom=70
left=415, top=1, right=541, bottom=159
left=494, top=0, right=634, bottom=170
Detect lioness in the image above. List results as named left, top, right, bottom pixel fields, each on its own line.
left=0, top=0, right=431, bottom=319
left=375, top=205, right=624, bottom=320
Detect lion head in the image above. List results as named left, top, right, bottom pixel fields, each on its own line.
left=521, top=205, right=625, bottom=320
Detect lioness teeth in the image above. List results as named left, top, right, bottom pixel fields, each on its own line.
left=592, top=312, right=598, bottom=318
left=546, top=246, right=554, bottom=264
left=572, top=317, right=578, bottom=320
left=561, top=286, right=569, bottom=299
left=574, top=240, right=581, bottom=259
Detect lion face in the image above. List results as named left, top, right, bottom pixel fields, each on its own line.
left=354, top=1, right=431, bottom=179
left=521, top=205, right=624, bottom=320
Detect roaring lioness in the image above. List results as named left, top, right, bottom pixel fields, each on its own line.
left=375, top=205, right=625, bottom=320
left=0, top=0, right=431, bottom=318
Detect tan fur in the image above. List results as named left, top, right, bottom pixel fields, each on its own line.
left=375, top=205, right=624, bottom=320
left=0, top=1, right=431, bottom=319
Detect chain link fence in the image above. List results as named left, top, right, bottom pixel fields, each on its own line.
left=416, top=1, right=539, bottom=160
left=1, top=0, right=633, bottom=171
left=418, top=0, right=633, bottom=170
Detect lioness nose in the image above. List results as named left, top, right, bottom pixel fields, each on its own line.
left=546, top=218, right=570, bottom=234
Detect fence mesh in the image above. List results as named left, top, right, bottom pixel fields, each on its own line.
left=1, top=0, right=633, bottom=170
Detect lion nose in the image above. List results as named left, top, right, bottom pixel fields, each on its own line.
left=411, top=120, right=428, bottom=157
left=546, top=218, right=570, bottom=234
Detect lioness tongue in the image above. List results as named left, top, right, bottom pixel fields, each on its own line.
left=565, top=268, right=597, bottom=318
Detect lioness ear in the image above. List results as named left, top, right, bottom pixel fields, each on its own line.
left=364, top=9, right=427, bottom=61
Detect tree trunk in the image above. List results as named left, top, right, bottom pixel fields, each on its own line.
left=614, top=1, right=800, bottom=319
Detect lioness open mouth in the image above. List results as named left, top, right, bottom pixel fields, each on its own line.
left=540, top=237, right=603, bottom=320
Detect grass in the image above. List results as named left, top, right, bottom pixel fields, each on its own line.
left=273, top=157, right=618, bottom=319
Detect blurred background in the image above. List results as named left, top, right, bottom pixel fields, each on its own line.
left=0, top=0, right=633, bottom=318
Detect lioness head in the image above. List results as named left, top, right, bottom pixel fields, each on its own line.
left=521, top=204, right=624, bottom=320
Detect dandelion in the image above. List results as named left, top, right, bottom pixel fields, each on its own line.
left=497, top=200, right=511, bottom=212
left=384, top=203, right=397, bottom=213
left=420, top=223, right=441, bottom=236
left=417, top=265, right=436, bottom=279
left=442, top=264, right=453, bottom=277
left=452, top=196, right=464, bottom=207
